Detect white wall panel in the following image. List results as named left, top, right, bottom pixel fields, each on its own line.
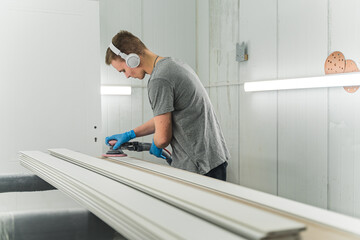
left=0, top=0, right=101, bottom=174
left=328, top=0, right=360, bottom=218
left=328, top=0, right=360, bottom=61
left=239, top=0, right=278, bottom=83
left=209, top=0, right=239, bottom=184
left=209, top=0, right=239, bottom=85
left=142, top=0, right=196, bottom=71
left=99, top=0, right=142, bottom=87
left=278, top=89, right=328, bottom=208
left=104, top=96, right=130, bottom=133
left=238, top=0, right=278, bottom=194
left=209, top=86, right=239, bottom=184
left=129, top=87, right=145, bottom=159
left=328, top=88, right=360, bottom=217
left=277, top=0, right=328, bottom=208
left=196, top=0, right=210, bottom=87
left=240, top=89, right=277, bottom=194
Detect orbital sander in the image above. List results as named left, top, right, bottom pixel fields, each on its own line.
left=102, top=140, right=128, bottom=157
left=102, top=140, right=172, bottom=165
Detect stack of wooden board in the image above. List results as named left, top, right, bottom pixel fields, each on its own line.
left=101, top=154, right=360, bottom=240
left=20, top=151, right=242, bottom=240
left=20, top=149, right=307, bottom=240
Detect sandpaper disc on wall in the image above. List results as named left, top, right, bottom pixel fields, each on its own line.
left=324, top=51, right=346, bottom=74
left=343, top=59, right=359, bottom=93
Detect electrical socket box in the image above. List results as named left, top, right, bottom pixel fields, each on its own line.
left=236, top=42, right=248, bottom=62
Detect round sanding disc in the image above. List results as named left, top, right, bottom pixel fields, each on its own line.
left=324, top=51, right=346, bottom=74
left=343, top=59, right=359, bottom=93
left=102, top=153, right=127, bottom=158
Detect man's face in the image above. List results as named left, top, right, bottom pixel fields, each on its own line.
left=111, top=58, right=146, bottom=80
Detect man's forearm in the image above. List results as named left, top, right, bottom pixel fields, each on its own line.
left=133, top=118, right=155, bottom=137
left=153, top=112, right=172, bottom=148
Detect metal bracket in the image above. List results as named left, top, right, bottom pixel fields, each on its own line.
left=236, top=42, right=248, bottom=62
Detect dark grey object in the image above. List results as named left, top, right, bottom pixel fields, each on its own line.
left=0, top=174, right=56, bottom=193
left=0, top=209, right=125, bottom=240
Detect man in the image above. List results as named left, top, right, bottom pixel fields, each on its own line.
left=105, top=30, right=230, bottom=181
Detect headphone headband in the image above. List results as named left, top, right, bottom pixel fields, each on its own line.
left=108, top=42, right=140, bottom=68
left=109, top=42, right=127, bottom=59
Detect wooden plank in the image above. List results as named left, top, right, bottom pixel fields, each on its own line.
left=48, top=148, right=306, bottom=239
left=101, top=155, right=360, bottom=239
left=238, top=0, right=278, bottom=193
left=277, top=0, right=328, bottom=208
left=20, top=151, right=244, bottom=240
left=328, top=0, right=360, bottom=218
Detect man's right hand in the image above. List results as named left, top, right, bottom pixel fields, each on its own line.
left=105, top=130, right=136, bottom=150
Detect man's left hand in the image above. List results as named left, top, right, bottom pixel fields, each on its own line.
left=150, top=139, right=166, bottom=159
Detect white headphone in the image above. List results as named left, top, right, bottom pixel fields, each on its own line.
left=109, top=42, right=140, bottom=68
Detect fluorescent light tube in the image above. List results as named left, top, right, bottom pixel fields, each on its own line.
left=244, top=72, right=360, bottom=92
left=101, top=86, right=131, bottom=95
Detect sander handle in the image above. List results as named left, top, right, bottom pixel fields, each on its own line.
left=117, top=141, right=172, bottom=165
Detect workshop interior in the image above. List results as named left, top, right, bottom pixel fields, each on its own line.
left=1, top=0, right=360, bottom=239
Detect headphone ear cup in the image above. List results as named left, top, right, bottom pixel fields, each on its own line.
left=126, top=53, right=140, bottom=68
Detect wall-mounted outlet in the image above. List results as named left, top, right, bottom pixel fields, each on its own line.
left=236, top=42, right=248, bottom=62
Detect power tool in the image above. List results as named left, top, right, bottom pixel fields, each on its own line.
left=102, top=140, right=172, bottom=165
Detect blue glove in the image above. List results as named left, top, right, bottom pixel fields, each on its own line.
left=150, top=139, right=166, bottom=159
left=105, top=130, right=136, bottom=150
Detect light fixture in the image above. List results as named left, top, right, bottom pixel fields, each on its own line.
left=244, top=72, right=360, bottom=92
left=101, top=86, right=131, bottom=95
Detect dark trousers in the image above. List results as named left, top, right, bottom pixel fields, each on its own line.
left=204, top=162, right=228, bottom=181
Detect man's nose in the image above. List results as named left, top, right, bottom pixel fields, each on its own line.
left=124, top=72, right=130, bottom=78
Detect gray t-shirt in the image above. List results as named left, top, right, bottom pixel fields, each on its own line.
left=148, top=57, right=230, bottom=174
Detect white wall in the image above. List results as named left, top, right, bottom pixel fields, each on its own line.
left=0, top=0, right=102, bottom=174
left=0, top=0, right=102, bottom=212
left=100, top=0, right=196, bottom=165
left=327, top=0, right=360, bottom=218
left=208, top=0, right=360, bottom=218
